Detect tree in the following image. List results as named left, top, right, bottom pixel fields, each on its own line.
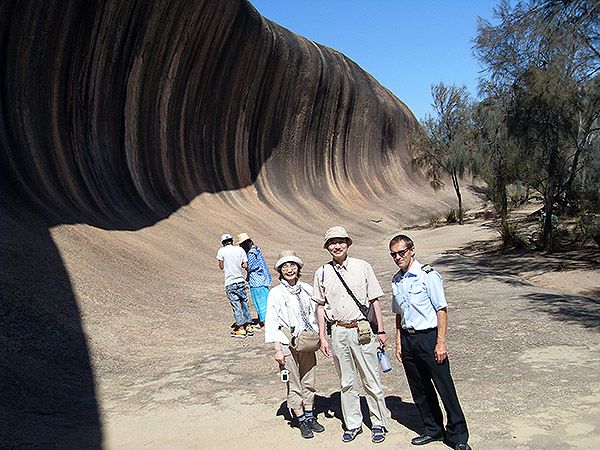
left=507, top=65, right=580, bottom=247
left=473, top=92, right=522, bottom=226
left=538, top=0, right=600, bottom=60
left=473, top=0, right=600, bottom=249
left=537, top=0, right=600, bottom=212
left=412, top=82, right=476, bottom=225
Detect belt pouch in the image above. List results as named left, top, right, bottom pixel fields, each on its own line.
left=357, top=320, right=371, bottom=344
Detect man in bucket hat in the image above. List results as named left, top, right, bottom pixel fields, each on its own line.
left=217, top=233, right=253, bottom=338
left=312, top=226, right=389, bottom=443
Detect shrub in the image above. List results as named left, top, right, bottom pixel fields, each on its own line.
left=428, top=216, right=441, bottom=228
left=545, top=226, right=572, bottom=252
left=576, top=212, right=600, bottom=248
left=446, top=208, right=459, bottom=223
left=498, top=220, right=529, bottom=249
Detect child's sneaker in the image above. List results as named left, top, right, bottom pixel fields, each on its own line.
left=246, top=327, right=254, bottom=336
left=230, top=329, right=247, bottom=338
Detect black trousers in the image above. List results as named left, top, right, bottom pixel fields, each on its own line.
left=401, top=328, right=468, bottom=444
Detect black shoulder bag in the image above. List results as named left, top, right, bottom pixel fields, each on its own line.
left=328, top=262, right=378, bottom=333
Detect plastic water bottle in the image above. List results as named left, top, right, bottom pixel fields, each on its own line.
left=377, top=347, right=392, bottom=373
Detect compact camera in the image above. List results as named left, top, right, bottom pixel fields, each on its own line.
left=280, top=369, right=290, bottom=383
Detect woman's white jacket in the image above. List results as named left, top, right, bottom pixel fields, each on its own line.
left=264, top=281, right=319, bottom=345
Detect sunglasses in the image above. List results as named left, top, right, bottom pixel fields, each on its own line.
left=390, top=248, right=411, bottom=258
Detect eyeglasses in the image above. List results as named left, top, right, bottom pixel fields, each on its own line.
left=327, top=239, right=348, bottom=247
left=390, top=248, right=411, bottom=258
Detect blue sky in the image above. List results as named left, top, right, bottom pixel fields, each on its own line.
left=249, top=0, right=500, bottom=121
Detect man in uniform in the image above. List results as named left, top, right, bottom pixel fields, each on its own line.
left=313, top=226, right=389, bottom=444
left=217, top=233, right=253, bottom=338
left=389, top=234, right=471, bottom=450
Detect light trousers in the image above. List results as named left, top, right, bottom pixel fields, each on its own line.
left=331, top=325, right=389, bottom=430
left=283, top=345, right=317, bottom=411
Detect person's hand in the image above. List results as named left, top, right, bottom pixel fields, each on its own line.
left=434, top=341, right=447, bottom=364
left=377, top=331, right=387, bottom=348
left=275, top=350, right=285, bottom=365
left=395, top=341, right=402, bottom=362
left=320, top=337, right=332, bottom=357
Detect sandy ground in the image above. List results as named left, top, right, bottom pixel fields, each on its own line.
left=56, top=209, right=600, bottom=450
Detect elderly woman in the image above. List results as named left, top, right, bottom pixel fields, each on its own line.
left=265, top=250, right=325, bottom=439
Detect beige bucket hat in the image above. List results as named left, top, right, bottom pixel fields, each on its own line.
left=274, top=250, right=304, bottom=271
left=236, top=232, right=252, bottom=245
left=323, top=226, right=353, bottom=248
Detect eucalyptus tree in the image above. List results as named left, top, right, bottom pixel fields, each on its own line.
left=412, top=82, right=477, bottom=225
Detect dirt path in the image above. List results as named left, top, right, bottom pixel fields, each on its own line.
left=93, top=220, right=600, bottom=449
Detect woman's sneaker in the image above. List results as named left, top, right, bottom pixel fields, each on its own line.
left=299, top=420, right=314, bottom=439
left=307, top=417, right=325, bottom=433
left=230, top=329, right=247, bottom=338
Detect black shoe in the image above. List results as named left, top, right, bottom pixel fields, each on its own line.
left=299, top=420, right=314, bottom=439
left=411, top=434, right=444, bottom=445
left=307, top=417, right=325, bottom=433
left=455, top=443, right=472, bottom=450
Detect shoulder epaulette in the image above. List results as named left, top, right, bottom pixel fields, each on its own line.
left=421, top=264, right=434, bottom=273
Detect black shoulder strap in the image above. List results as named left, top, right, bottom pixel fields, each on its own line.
left=328, top=261, right=369, bottom=319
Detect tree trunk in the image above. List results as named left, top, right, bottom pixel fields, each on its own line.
left=543, top=144, right=560, bottom=250
left=498, top=172, right=508, bottom=227
left=451, top=171, right=464, bottom=225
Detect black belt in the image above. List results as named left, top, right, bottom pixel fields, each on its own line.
left=402, top=327, right=436, bottom=335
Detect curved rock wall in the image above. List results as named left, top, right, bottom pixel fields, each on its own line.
left=0, top=0, right=417, bottom=229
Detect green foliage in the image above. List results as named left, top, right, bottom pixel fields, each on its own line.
left=543, top=226, right=572, bottom=252
left=580, top=185, right=600, bottom=213
left=498, top=220, right=529, bottom=249
left=446, top=208, right=459, bottom=223
left=537, top=0, right=600, bottom=60
left=576, top=211, right=600, bottom=247
left=508, top=184, right=530, bottom=207
left=473, top=0, right=600, bottom=249
left=473, top=94, right=523, bottom=223
left=412, top=82, right=478, bottom=224
left=428, top=216, right=441, bottom=229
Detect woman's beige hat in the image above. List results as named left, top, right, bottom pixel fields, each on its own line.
left=323, top=226, right=353, bottom=248
left=274, top=250, right=304, bottom=271
left=236, top=232, right=252, bottom=245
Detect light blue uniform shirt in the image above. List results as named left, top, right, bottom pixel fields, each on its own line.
left=391, top=259, right=447, bottom=330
